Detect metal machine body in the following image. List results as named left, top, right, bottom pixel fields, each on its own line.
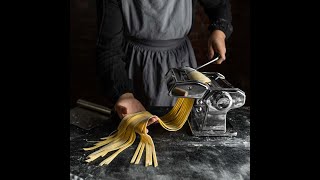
left=166, top=67, right=246, bottom=136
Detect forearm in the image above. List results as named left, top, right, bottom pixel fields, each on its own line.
left=96, top=43, right=133, bottom=103
left=199, top=0, right=233, bottom=39
left=96, top=0, right=133, bottom=103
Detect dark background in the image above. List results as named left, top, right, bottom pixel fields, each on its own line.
left=70, top=0, right=250, bottom=108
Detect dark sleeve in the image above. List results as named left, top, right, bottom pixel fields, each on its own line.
left=96, top=0, right=133, bottom=104
left=198, top=0, right=233, bottom=39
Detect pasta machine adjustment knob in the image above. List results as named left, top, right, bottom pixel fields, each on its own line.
left=211, top=91, right=232, bottom=110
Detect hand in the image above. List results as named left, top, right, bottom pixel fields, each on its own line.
left=114, top=93, right=158, bottom=127
left=207, top=30, right=227, bottom=64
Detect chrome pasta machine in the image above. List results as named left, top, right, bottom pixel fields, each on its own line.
left=165, top=57, right=246, bottom=137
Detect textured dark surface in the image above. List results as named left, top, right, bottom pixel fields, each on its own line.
left=70, top=106, right=250, bottom=180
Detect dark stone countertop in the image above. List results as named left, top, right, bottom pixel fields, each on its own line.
left=70, top=106, right=250, bottom=180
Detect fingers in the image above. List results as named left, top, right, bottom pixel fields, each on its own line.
left=115, top=105, right=127, bottom=119
left=208, top=44, right=225, bottom=64
left=146, top=117, right=159, bottom=134
left=115, top=97, right=147, bottom=120
left=208, top=30, right=227, bottom=64
left=147, top=117, right=158, bottom=126
left=207, top=41, right=215, bottom=60
left=212, top=39, right=226, bottom=64
left=216, top=52, right=226, bottom=64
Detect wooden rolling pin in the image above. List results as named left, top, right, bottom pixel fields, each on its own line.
left=76, top=99, right=111, bottom=115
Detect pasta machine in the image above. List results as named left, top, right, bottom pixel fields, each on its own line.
left=165, top=62, right=246, bottom=137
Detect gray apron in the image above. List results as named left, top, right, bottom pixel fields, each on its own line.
left=121, top=0, right=197, bottom=107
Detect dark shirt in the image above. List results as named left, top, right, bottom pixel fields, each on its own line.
left=95, top=0, right=233, bottom=104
